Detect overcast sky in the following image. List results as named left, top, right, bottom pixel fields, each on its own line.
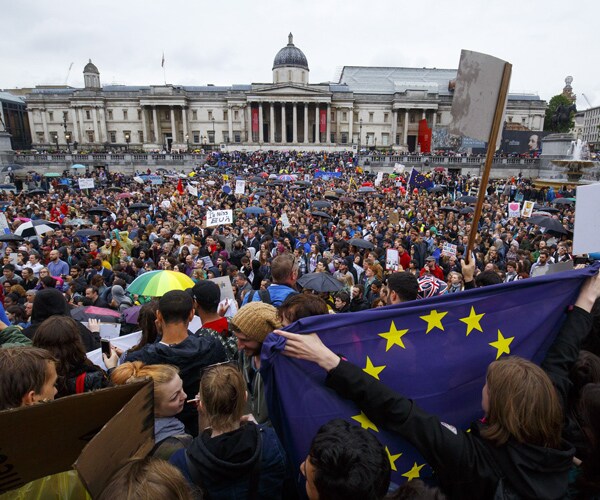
left=2, top=0, right=598, bottom=108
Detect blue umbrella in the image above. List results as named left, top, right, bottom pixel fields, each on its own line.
left=71, top=164, right=86, bottom=169
left=244, top=206, right=265, bottom=215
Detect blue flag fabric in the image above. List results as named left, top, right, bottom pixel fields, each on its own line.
left=261, top=265, right=598, bottom=486
left=407, top=168, right=434, bottom=190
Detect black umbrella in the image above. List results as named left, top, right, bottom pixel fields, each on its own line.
left=324, top=194, right=339, bottom=200
left=348, top=238, right=374, bottom=250
left=129, top=203, right=150, bottom=211
left=313, top=200, right=333, bottom=209
left=553, top=198, right=575, bottom=206
left=460, top=207, right=474, bottom=215
left=88, top=206, right=111, bottom=215
left=311, top=211, right=332, bottom=219
left=26, top=189, right=47, bottom=196
left=295, top=180, right=311, bottom=186
left=358, top=186, right=376, bottom=193
left=538, top=206, right=560, bottom=213
left=353, top=199, right=366, bottom=205
left=250, top=176, right=265, bottom=183
left=334, top=188, right=345, bottom=195
left=457, top=195, right=478, bottom=204
left=529, top=216, right=568, bottom=234
left=106, top=186, right=123, bottom=192
left=339, top=196, right=356, bottom=203
left=75, top=229, right=104, bottom=238
left=15, top=219, right=61, bottom=238
left=440, top=206, right=459, bottom=213
left=429, top=186, right=446, bottom=193
left=297, top=272, right=343, bottom=293
left=0, top=233, right=24, bottom=242
left=0, top=164, right=24, bottom=173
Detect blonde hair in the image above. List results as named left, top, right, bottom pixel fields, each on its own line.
left=481, top=357, right=562, bottom=448
left=111, top=361, right=179, bottom=402
left=200, top=364, right=246, bottom=432
left=98, top=456, right=194, bottom=500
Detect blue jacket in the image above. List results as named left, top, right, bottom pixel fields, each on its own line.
left=241, top=283, right=297, bottom=307
left=170, top=423, right=287, bottom=499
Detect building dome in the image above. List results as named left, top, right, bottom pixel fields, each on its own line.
left=83, top=59, right=99, bottom=74
left=272, top=33, right=309, bottom=71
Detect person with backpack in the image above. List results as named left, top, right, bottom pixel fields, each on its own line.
left=242, top=253, right=298, bottom=307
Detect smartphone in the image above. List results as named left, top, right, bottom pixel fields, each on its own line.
left=101, top=339, right=111, bottom=356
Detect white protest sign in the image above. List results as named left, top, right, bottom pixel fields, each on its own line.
left=211, top=276, right=236, bottom=302
left=441, top=242, right=458, bottom=257
left=386, top=249, right=399, bottom=271
left=508, top=202, right=521, bottom=218
left=375, top=171, right=384, bottom=187
left=0, top=213, right=10, bottom=234
left=187, top=184, right=198, bottom=197
left=521, top=200, right=535, bottom=218
left=235, top=180, right=246, bottom=195
left=87, top=331, right=142, bottom=370
left=206, top=209, right=233, bottom=227
left=573, top=183, right=600, bottom=254
left=281, top=212, right=291, bottom=229
left=78, top=178, right=95, bottom=190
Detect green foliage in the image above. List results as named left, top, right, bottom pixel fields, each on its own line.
left=544, top=94, right=574, bottom=132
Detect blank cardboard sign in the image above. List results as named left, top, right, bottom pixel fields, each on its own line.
left=0, top=380, right=153, bottom=496
left=573, top=183, right=600, bottom=255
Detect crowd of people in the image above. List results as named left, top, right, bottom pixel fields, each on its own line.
left=0, top=148, right=599, bottom=499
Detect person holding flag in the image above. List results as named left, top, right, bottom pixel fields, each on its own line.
left=273, top=271, right=600, bottom=499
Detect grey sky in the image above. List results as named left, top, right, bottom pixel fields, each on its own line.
left=2, top=0, right=599, bottom=108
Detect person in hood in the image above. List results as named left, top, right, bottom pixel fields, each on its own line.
left=21, top=288, right=100, bottom=352
left=170, top=363, right=287, bottom=499
left=274, top=272, right=600, bottom=500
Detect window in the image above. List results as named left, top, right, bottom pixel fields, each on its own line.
left=223, top=132, right=230, bottom=143
left=48, top=111, right=54, bottom=121
left=342, top=111, right=347, bottom=122
left=341, top=132, right=348, bottom=144
left=223, top=110, right=228, bottom=121
left=384, top=113, right=389, bottom=123
left=208, top=131, right=215, bottom=143
left=108, top=109, right=113, bottom=120
left=395, top=134, right=400, bottom=145
left=193, top=132, right=200, bottom=143
left=331, top=112, right=335, bottom=122
left=234, top=132, right=241, bottom=143
left=410, top=113, right=415, bottom=123
left=36, top=132, right=44, bottom=142
left=138, top=131, right=144, bottom=143
left=369, top=112, right=374, bottom=123
left=382, top=133, right=389, bottom=146
left=354, top=112, right=359, bottom=123
left=208, top=110, right=213, bottom=121
left=87, top=131, right=94, bottom=143
left=109, top=131, right=116, bottom=143
left=86, top=110, right=91, bottom=120
left=164, top=111, right=169, bottom=120
left=137, top=109, right=142, bottom=120
left=234, top=110, right=239, bottom=120
left=192, top=110, right=197, bottom=120
left=123, top=110, right=128, bottom=120
left=330, top=133, right=336, bottom=143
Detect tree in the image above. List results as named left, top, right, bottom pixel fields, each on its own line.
left=544, top=94, right=575, bottom=132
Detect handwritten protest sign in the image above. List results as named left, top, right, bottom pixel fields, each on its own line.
left=386, top=249, right=399, bottom=271
left=521, top=200, right=535, bottom=218
left=78, top=178, right=94, bottom=190
left=508, top=202, right=520, bottom=218
left=441, top=242, right=458, bottom=257
left=206, top=210, right=233, bottom=227
left=235, top=180, right=246, bottom=195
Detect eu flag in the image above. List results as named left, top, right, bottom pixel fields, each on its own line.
left=407, top=167, right=434, bottom=190
left=261, top=265, right=598, bottom=485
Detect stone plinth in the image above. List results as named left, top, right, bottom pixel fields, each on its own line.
left=0, top=132, right=15, bottom=166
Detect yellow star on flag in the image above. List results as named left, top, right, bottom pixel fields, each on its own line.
left=385, top=446, right=402, bottom=471
left=378, top=321, right=409, bottom=351
left=351, top=412, right=379, bottom=432
left=489, top=329, right=514, bottom=360
left=420, top=309, right=448, bottom=334
left=363, top=356, right=386, bottom=380
left=402, top=462, right=426, bottom=480
left=459, top=306, right=485, bottom=336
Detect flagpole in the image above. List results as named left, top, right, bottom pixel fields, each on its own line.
left=465, top=62, right=512, bottom=264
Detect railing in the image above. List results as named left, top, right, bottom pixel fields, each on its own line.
left=368, top=155, right=539, bottom=166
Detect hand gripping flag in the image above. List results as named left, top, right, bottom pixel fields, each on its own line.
left=261, top=264, right=598, bottom=486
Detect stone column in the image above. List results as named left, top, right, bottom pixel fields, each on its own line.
left=304, top=104, right=309, bottom=144
left=258, top=103, right=264, bottom=143
left=348, top=107, right=353, bottom=145
left=281, top=103, right=286, bottom=144
left=391, top=110, right=398, bottom=146
left=99, top=108, right=108, bottom=143
left=422, top=109, right=426, bottom=120
left=269, top=103, right=275, bottom=143
left=78, top=108, right=85, bottom=143
left=40, top=109, right=49, bottom=144
left=70, top=108, right=80, bottom=143
left=227, top=106, right=232, bottom=142
left=326, top=104, right=331, bottom=144
left=314, top=104, right=320, bottom=144
left=240, top=105, right=246, bottom=142
left=152, top=106, right=159, bottom=143
left=403, top=110, right=409, bottom=146
left=292, top=103, right=298, bottom=143
left=141, top=107, right=149, bottom=145
left=170, top=107, right=177, bottom=143
left=91, top=107, right=100, bottom=144
left=182, top=106, right=189, bottom=140
left=431, top=110, right=437, bottom=129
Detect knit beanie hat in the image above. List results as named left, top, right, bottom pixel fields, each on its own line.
left=230, top=302, right=282, bottom=342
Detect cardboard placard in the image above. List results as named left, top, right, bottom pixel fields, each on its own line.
left=389, top=211, right=400, bottom=225
left=386, top=249, right=399, bottom=271
left=187, top=184, right=198, bottom=197
left=521, top=200, right=535, bottom=218
left=0, top=381, right=153, bottom=496
left=375, top=172, right=384, bottom=187
left=206, top=210, right=233, bottom=227
left=235, top=180, right=246, bottom=195
left=0, top=213, right=10, bottom=234
left=573, top=183, right=600, bottom=254
left=281, top=212, right=291, bottom=229
left=507, top=202, right=520, bottom=218
left=78, top=178, right=95, bottom=190
left=210, top=276, right=236, bottom=302
left=441, top=242, right=458, bottom=257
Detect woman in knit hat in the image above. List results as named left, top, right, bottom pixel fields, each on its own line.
left=231, top=302, right=282, bottom=424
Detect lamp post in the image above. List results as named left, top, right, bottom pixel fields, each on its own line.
left=211, top=117, right=215, bottom=144
left=358, top=118, right=363, bottom=160
left=65, top=132, right=71, bottom=153
left=53, top=132, right=59, bottom=152
left=185, top=133, right=189, bottom=152
left=124, top=132, right=130, bottom=152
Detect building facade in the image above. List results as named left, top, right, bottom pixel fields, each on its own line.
left=0, top=91, right=31, bottom=151
left=581, top=105, right=600, bottom=149
left=24, top=35, right=546, bottom=153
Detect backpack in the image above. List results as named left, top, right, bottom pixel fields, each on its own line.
left=247, top=288, right=272, bottom=305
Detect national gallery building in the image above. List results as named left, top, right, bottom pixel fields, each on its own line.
left=24, top=34, right=546, bottom=153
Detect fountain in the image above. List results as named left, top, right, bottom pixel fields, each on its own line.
left=551, top=139, right=596, bottom=183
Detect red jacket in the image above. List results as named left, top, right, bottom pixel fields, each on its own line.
left=420, top=264, right=445, bottom=281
